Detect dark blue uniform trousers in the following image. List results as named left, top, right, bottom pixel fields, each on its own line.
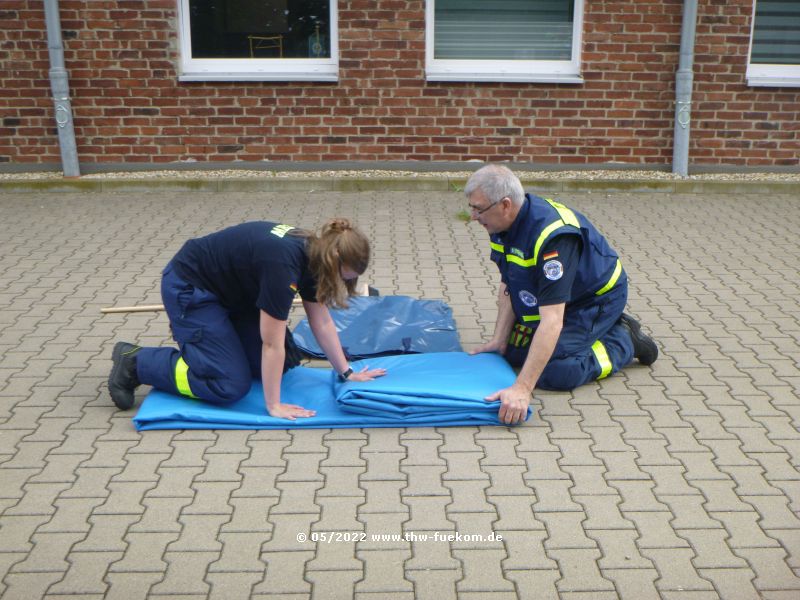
left=504, top=284, right=634, bottom=391
left=136, top=265, right=263, bottom=404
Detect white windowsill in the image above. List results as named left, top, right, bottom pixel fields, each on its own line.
left=747, top=76, right=800, bottom=88
left=178, top=70, right=339, bottom=82
left=426, top=70, right=584, bottom=84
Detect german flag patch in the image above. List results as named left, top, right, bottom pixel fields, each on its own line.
left=289, top=283, right=298, bottom=294
left=542, top=250, right=559, bottom=261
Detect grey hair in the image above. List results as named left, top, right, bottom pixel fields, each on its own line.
left=464, top=164, right=525, bottom=206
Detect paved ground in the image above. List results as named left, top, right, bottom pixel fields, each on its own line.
left=0, top=188, right=799, bottom=600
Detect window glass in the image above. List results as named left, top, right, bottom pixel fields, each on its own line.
left=179, top=0, right=337, bottom=81
left=750, top=0, right=800, bottom=64
left=426, top=0, right=583, bottom=83
left=188, top=0, right=330, bottom=59
left=747, top=0, right=800, bottom=87
left=434, top=0, right=574, bottom=61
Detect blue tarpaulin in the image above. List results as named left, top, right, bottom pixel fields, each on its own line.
left=133, top=352, right=528, bottom=430
left=291, top=295, right=462, bottom=359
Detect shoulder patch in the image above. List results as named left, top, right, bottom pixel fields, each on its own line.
left=543, top=260, right=563, bottom=281
left=270, top=224, right=295, bottom=238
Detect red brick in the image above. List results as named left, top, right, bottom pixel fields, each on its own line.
left=0, top=0, right=795, bottom=167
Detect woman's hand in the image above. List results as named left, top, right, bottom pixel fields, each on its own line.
left=346, top=366, right=387, bottom=382
left=267, top=402, right=316, bottom=420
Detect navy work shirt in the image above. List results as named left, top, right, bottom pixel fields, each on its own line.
left=171, top=221, right=318, bottom=321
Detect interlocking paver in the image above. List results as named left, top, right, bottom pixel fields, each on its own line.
left=109, top=531, right=176, bottom=573
left=2, top=189, right=800, bottom=599
left=640, top=547, right=715, bottom=592
left=206, top=572, right=263, bottom=600
left=74, top=513, right=141, bottom=553
left=454, top=548, right=514, bottom=592
left=1, top=572, right=64, bottom=600
left=356, top=548, right=414, bottom=593
left=314, top=496, right=363, bottom=531
left=489, top=495, right=542, bottom=531
left=402, top=465, right=449, bottom=497
left=150, top=551, right=217, bottom=595
left=403, top=497, right=455, bottom=532
left=482, top=465, right=530, bottom=496
left=404, top=570, right=460, bottom=600
left=736, top=547, right=800, bottom=592
left=601, top=568, right=661, bottom=600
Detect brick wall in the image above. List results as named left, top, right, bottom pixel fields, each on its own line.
left=0, top=0, right=797, bottom=168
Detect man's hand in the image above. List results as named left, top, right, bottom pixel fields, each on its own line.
left=485, top=382, right=532, bottom=425
left=469, top=338, right=507, bottom=356
left=267, top=403, right=316, bottom=420
left=346, top=366, right=387, bottom=382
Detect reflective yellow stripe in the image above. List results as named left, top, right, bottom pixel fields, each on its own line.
left=507, top=254, right=536, bottom=267
left=270, top=224, right=294, bottom=238
left=545, top=198, right=581, bottom=228
left=591, top=340, right=613, bottom=380
left=596, top=258, right=623, bottom=296
left=528, top=200, right=582, bottom=267
left=498, top=200, right=582, bottom=269
left=522, top=314, right=541, bottom=322
left=175, top=357, right=197, bottom=398
left=532, top=220, right=565, bottom=266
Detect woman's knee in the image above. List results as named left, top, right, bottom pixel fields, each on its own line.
left=206, top=375, right=252, bottom=404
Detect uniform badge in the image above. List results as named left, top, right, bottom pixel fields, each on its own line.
left=271, top=224, right=294, bottom=238
left=543, top=260, right=563, bottom=281
left=518, top=290, right=537, bottom=307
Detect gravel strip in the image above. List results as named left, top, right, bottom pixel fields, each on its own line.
left=2, top=169, right=800, bottom=182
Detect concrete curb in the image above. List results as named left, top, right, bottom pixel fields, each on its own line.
left=1, top=176, right=799, bottom=194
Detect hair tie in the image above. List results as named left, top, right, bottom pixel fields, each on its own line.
left=326, top=218, right=351, bottom=234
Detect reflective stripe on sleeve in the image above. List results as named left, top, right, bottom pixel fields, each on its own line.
left=532, top=220, right=566, bottom=266
left=175, top=356, right=197, bottom=398
left=591, top=340, right=613, bottom=380
left=522, top=314, right=541, bottom=322
left=596, top=258, right=623, bottom=296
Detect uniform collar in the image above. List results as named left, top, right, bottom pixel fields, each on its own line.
left=496, top=194, right=532, bottom=241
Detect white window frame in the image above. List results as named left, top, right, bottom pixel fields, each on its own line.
left=425, top=0, right=584, bottom=83
left=177, top=0, right=339, bottom=82
left=746, top=0, right=800, bottom=88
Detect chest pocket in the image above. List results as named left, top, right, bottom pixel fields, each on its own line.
left=492, top=240, right=541, bottom=325
left=506, top=263, right=541, bottom=325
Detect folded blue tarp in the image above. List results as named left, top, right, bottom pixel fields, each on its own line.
left=291, top=295, right=462, bottom=359
left=133, top=352, right=528, bottom=430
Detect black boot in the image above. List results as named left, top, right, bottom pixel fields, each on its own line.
left=619, top=314, right=658, bottom=366
left=108, top=342, right=142, bottom=409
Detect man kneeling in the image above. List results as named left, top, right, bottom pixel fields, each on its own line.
left=466, top=165, right=658, bottom=425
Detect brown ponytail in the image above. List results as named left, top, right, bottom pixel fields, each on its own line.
left=305, top=218, right=370, bottom=308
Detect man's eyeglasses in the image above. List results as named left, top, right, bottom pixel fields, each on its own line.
left=468, top=197, right=505, bottom=215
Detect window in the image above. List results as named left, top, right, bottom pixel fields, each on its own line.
left=178, top=0, right=338, bottom=82
left=425, top=0, right=584, bottom=83
left=747, top=0, right=800, bottom=87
